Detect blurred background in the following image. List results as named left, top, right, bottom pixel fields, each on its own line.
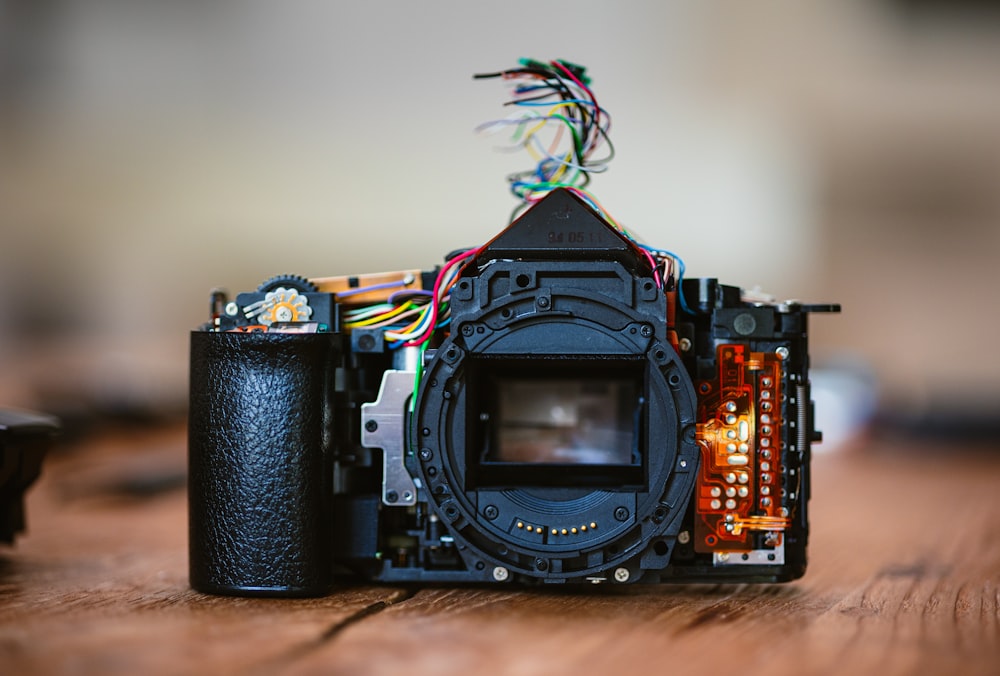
left=1, top=0, right=998, bottom=446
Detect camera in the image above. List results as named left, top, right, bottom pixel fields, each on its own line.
left=189, top=189, right=838, bottom=595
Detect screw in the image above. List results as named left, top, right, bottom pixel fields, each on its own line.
left=492, top=566, right=509, bottom=582
left=224, top=302, right=239, bottom=317
left=640, top=324, right=652, bottom=337
left=535, top=558, right=549, bottom=572
left=537, top=296, right=550, bottom=309
left=385, top=490, right=399, bottom=503
left=419, top=448, right=433, bottom=461
left=679, top=459, right=688, bottom=469
left=461, top=324, right=474, bottom=336
left=614, top=567, right=630, bottom=583
left=678, top=337, right=692, bottom=352
left=483, top=505, right=499, bottom=520
left=365, top=420, right=378, bottom=433
left=678, top=530, right=691, bottom=544
left=614, top=506, right=629, bottom=522
left=776, top=346, right=790, bottom=360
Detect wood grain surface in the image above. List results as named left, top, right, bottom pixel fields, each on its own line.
left=1, top=424, right=998, bottom=675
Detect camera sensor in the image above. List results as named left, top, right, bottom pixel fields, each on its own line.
left=469, top=358, right=645, bottom=489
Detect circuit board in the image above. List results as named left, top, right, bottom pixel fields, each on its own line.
left=693, top=344, right=788, bottom=557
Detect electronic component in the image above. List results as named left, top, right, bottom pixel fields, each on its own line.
left=187, top=59, right=838, bottom=596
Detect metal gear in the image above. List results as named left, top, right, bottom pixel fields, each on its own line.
left=257, top=274, right=318, bottom=294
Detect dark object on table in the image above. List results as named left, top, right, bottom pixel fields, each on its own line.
left=0, top=409, right=60, bottom=544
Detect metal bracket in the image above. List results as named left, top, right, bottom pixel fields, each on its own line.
left=713, top=543, right=785, bottom=566
left=361, top=370, right=418, bottom=506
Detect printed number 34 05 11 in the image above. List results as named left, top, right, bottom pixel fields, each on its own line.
left=547, top=231, right=605, bottom=244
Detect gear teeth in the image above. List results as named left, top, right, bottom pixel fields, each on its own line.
left=257, top=274, right=318, bottom=293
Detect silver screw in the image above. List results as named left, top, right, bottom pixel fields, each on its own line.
left=776, top=346, right=789, bottom=360
left=492, top=566, right=509, bottom=582
left=678, top=531, right=690, bottom=544
left=679, top=459, right=688, bottom=469
left=678, top=337, right=692, bottom=353
left=613, top=567, right=630, bottom=583
left=225, top=302, right=239, bottom=317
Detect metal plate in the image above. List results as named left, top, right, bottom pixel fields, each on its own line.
left=361, top=370, right=418, bottom=506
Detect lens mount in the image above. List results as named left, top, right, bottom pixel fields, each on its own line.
left=413, top=263, right=699, bottom=581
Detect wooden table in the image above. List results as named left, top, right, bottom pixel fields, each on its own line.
left=2, top=423, right=998, bottom=675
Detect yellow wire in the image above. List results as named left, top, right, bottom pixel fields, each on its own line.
left=344, top=304, right=395, bottom=323
left=387, top=305, right=432, bottom=340
left=546, top=151, right=574, bottom=184
left=520, top=103, right=577, bottom=157
left=360, top=306, right=424, bottom=330
left=345, top=302, right=415, bottom=328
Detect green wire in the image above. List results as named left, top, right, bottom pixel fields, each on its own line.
left=409, top=342, right=428, bottom=414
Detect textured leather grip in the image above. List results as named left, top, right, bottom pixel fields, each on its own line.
left=188, top=331, right=338, bottom=596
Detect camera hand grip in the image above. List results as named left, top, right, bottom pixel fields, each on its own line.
left=188, top=331, right=337, bottom=596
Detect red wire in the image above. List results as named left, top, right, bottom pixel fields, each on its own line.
left=403, top=247, right=481, bottom=348
left=550, top=60, right=602, bottom=150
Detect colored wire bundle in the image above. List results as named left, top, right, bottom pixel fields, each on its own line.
left=342, top=247, right=482, bottom=349
left=340, top=59, right=690, bottom=354
left=474, top=58, right=614, bottom=212
left=475, top=59, right=692, bottom=311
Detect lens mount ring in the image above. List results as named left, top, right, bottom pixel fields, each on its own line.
left=414, top=282, right=699, bottom=581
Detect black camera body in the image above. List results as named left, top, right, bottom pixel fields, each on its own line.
left=189, top=189, right=838, bottom=595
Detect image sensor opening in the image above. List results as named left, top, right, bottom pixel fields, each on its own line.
left=467, top=357, right=646, bottom=489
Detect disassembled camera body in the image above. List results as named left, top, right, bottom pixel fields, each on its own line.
left=189, top=189, right=839, bottom=595
left=0, top=409, right=59, bottom=545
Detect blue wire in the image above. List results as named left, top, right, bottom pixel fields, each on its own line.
left=512, top=84, right=566, bottom=96
left=641, top=246, right=694, bottom=316
left=337, top=279, right=410, bottom=299
left=510, top=99, right=607, bottom=115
